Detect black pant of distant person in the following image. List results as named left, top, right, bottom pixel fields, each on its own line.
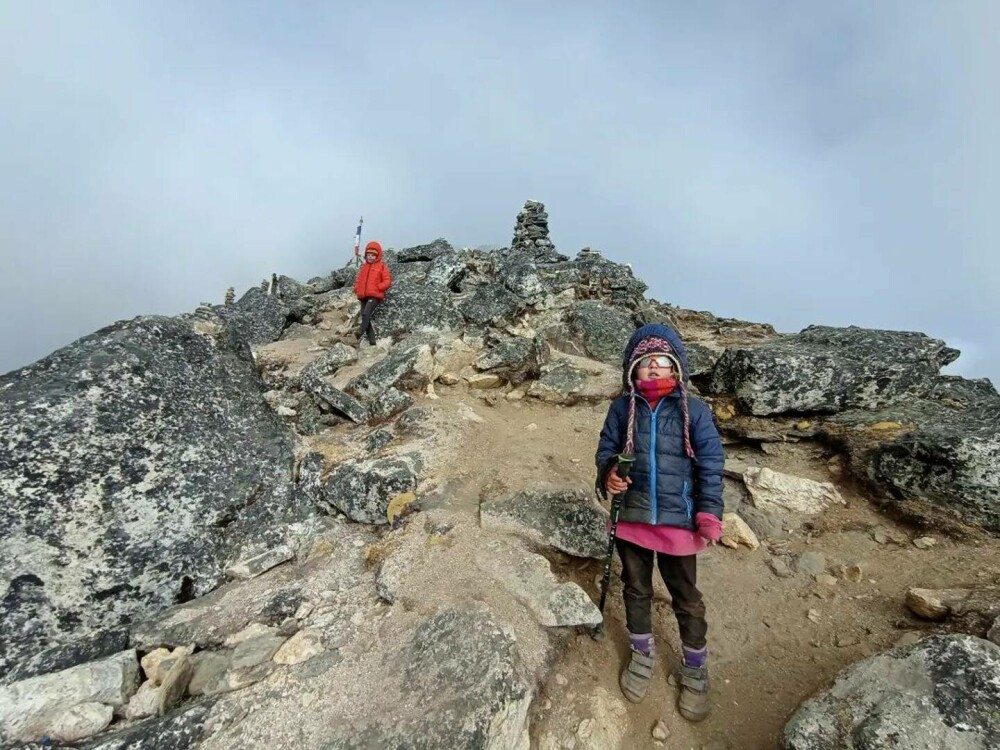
left=358, top=297, right=381, bottom=345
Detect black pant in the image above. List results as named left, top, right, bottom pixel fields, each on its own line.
left=358, top=298, right=381, bottom=344
left=616, top=538, right=707, bottom=649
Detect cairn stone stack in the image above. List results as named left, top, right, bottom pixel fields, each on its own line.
left=511, top=200, right=566, bottom=264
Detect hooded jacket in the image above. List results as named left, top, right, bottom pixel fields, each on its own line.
left=353, top=241, right=393, bottom=301
left=595, top=324, right=725, bottom=527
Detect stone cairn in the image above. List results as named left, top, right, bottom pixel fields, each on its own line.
left=511, top=200, right=564, bottom=263
left=224, top=287, right=235, bottom=307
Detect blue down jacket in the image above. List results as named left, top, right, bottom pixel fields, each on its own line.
left=595, top=324, right=725, bottom=528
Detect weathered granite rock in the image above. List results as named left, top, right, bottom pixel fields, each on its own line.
left=566, top=301, right=636, bottom=364
left=77, top=700, right=216, bottom=750
left=0, top=649, right=140, bottom=744
left=188, top=652, right=231, bottom=697
left=371, top=278, right=464, bottom=338
left=394, top=238, right=454, bottom=262
left=710, top=325, right=959, bottom=416
left=368, top=387, right=413, bottom=422
left=345, top=345, right=433, bottom=401
left=685, top=342, right=723, bottom=378
left=3, top=628, right=130, bottom=686
left=497, top=251, right=548, bottom=302
left=300, top=372, right=369, bottom=424
left=425, top=251, right=468, bottom=289
left=475, top=335, right=549, bottom=385
left=325, top=607, right=532, bottom=750
left=528, top=363, right=587, bottom=404
left=481, top=489, right=609, bottom=559
left=781, top=635, right=1000, bottom=749
left=744, top=467, right=845, bottom=516
left=273, top=628, right=324, bottom=665
left=365, top=426, right=396, bottom=454
left=320, top=454, right=422, bottom=524
left=225, top=545, right=294, bottom=581
left=156, top=654, right=194, bottom=716
left=298, top=343, right=358, bottom=379
left=220, top=287, right=290, bottom=347
left=230, top=635, right=287, bottom=671
left=0, top=316, right=313, bottom=677
left=541, top=249, right=648, bottom=310
left=458, top=284, right=524, bottom=326
left=826, top=376, right=1000, bottom=533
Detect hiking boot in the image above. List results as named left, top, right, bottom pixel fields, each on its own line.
left=676, top=663, right=710, bottom=722
left=619, top=649, right=655, bottom=703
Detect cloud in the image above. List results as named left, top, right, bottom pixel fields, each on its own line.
left=1, top=0, right=996, bottom=383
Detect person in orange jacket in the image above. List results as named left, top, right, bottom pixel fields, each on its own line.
left=353, top=240, right=393, bottom=345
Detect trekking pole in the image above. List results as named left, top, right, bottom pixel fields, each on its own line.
left=592, top=453, right=634, bottom=641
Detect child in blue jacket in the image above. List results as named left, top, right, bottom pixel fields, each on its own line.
left=595, top=323, right=725, bottom=721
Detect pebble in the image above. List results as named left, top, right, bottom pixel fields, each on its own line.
left=652, top=719, right=670, bottom=740
left=913, top=536, right=937, bottom=549
left=835, top=634, right=860, bottom=648
left=526, top=423, right=538, bottom=431
left=768, top=557, right=794, bottom=578
left=871, top=527, right=889, bottom=545
left=807, top=608, right=821, bottom=624
left=555, top=673, right=568, bottom=687
left=840, top=564, right=864, bottom=583
left=815, top=574, right=838, bottom=587
left=576, top=719, right=594, bottom=740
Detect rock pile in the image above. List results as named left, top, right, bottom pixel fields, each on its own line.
left=511, top=199, right=566, bottom=263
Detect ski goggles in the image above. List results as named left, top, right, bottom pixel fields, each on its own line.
left=637, top=355, right=675, bottom=369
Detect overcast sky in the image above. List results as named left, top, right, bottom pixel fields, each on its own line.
left=2, top=1, right=997, bottom=380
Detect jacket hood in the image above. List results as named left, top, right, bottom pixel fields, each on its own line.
left=364, top=241, right=383, bottom=262
left=622, top=323, right=690, bottom=384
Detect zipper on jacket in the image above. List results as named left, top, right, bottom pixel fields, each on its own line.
left=682, top=479, right=692, bottom=521
left=649, top=399, right=664, bottom=524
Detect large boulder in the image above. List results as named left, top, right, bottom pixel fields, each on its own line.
left=709, top=325, right=959, bottom=416
left=394, top=238, right=454, bottom=262
left=481, top=489, right=609, bottom=559
left=345, top=345, right=433, bottom=401
left=319, top=454, right=422, bottom=525
left=496, top=250, right=548, bottom=303
left=566, top=301, right=636, bottom=364
left=475, top=335, right=549, bottom=384
left=0, top=316, right=314, bottom=678
left=219, top=287, right=290, bottom=347
left=825, top=376, right=1000, bottom=532
left=425, top=251, right=468, bottom=289
left=781, top=635, right=1000, bottom=749
left=370, top=278, right=464, bottom=339
left=458, top=284, right=525, bottom=327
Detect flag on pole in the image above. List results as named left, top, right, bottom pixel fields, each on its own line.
left=354, top=217, right=363, bottom=259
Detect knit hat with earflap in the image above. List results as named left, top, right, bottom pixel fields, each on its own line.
left=621, top=323, right=694, bottom=459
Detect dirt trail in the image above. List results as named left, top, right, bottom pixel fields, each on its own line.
left=414, top=384, right=1000, bottom=749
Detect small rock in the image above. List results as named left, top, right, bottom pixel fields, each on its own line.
left=273, top=629, right=325, bottom=665
left=807, top=609, right=821, bottom=624
left=576, top=718, right=595, bottom=740
left=44, top=702, right=113, bottom=743
left=156, top=654, right=194, bottom=716
left=225, top=545, right=295, bottom=580
left=652, top=719, right=670, bottom=741
left=913, top=536, right=937, bottom=550
left=140, top=648, right=172, bottom=685
left=506, top=389, right=526, bottom=401
left=839, top=564, right=864, bottom=583
left=555, top=673, right=568, bottom=687
left=122, top=680, right=160, bottom=720
left=467, top=373, right=503, bottom=389
left=894, top=632, right=924, bottom=649
left=769, top=557, right=794, bottom=578
left=223, top=623, right=277, bottom=648
left=815, top=574, right=838, bottom=587
left=795, top=551, right=827, bottom=576
left=871, top=527, right=889, bottom=544
left=294, top=602, right=315, bottom=620
left=720, top=512, right=760, bottom=550
left=835, top=634, right=859, bottom=648
left=526, top=422, right=538, bottom=431
left=439, top=372, right=460, bottom=386
left=188, top=652, right=231, bottom=697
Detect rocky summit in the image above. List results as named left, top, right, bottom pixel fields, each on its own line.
left=1, top=200, right=999, bottom=749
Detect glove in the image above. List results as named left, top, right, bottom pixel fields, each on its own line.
left=695, top=512, right=723, bottom=543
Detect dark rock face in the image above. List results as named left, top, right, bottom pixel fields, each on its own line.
left=368, top=387, right=413, bottom=422
left=566, top=300, right=636, bottom=364
left=710, top=325, right=959, bottom=416
left=458, top=285, right=525, bottom=326
left=476, top=335, right=549, bottom=385
left=685, top=342, right=722, bottom=378
left=827, top=376, right=1000, bottom=532
left=220, top=288, right=290, bottom=347
left=2, top=628, right=130, bottom=686
left=542, top=249, right=649, bottom=310
left=394, top=238, right=454, bottom=262
left=781, top=635, right=1000, bottom=749
left=345, top=345, right=431, bottom=402
left=300, top=373, right=369, bottom=424
left=371, top=278, right=464, bottom=339
left=496, top=251, right=548, bottom=303
left=319, top=454, right=422, bottom=524
left=425, top=252, right=468, bottom=289
left=480, top=489, right=609, bottom=559
left=0, top=316, right=314, bottom=678
left=324, top=607, right=531, bottom=750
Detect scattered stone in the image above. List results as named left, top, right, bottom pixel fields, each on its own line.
left=739, top=504, right=788, bottom=540
left=796, top=552, right=828, bottom=577
left=905, top=586, right=1000, bottom=622
left=709, top=325, right=957, bottom=415
left=555, top=674, right=568, bottom=687
left=895, top=632, right=924, bottom=649
left=468, top=373, right=503, bottom=389
left=652, top=719, right=670, bottom=741
left=346, top=345, right=433, bottom=401
left=202, top=663, right=273, bottom=697
left=273, top=629, right=325, bottom=665
left=871, top=527, right=890, bottom=544
left=156, top=654, right=194, bottom=716
left=720, top=513, right=760, bottom=550
left=43, top=702, right=114, bottom=743
left=913, top=536, right=937, bottom=550
left=456, top=402, right=485, bottom=423
left=743, top=467, right=845, bottom=515
left=426, top=252, right=468, bottom=289
left=458, top=284, right=524, bottom=326
left=122, top=680, right=160, bottom=720
left=781, top=635, right=1000, bottom=749
left=225, top=545, right=295, bottom=581
left=3, top=628, right=132, bottom=686
left=394, top=238, right=454, bottom=262
left=840, top=565, right=864, bottom=583
left=528, top=363, right=587, bottom=404
left=0, top=649, right=140, bottom=744
left=221, top=286, right=291, bottom=347
left=368, top=387, right=413, bottom=421
left=365, top=426, right=396, bottom=453
left=475, top=335, right=549, bottom=384
left=769, top=557, right=794, bottom=579
left=319, top=454, right=421, bottom=525
left=807, top=609, right=822, bottom=624
left=386, top=491, right=418, bottom=525
left=140, top=648, right=172, bottom=685
left=480, top=489, right=609, bottom=559
left=80, top=699, right=216, bottom=748
left=230, top=635, right=287, bottom=671
left=816, top=574, right=839, bottom=587
left=299, top=342, right=358, bottom=378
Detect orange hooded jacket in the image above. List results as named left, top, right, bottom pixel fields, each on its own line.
left=353, top=241, right=393, bottom=301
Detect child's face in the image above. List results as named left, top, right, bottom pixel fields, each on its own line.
left=365, top=252, right=377, bottom=263
left=636, top=355, right=676, bottom=380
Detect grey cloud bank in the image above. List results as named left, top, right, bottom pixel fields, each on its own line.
left=1, top=1, right=996, bottom=380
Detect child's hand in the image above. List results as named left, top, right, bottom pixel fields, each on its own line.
left=695, top=512, right=723, bottom=543
left=605, top=467, right=632, bottom=495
